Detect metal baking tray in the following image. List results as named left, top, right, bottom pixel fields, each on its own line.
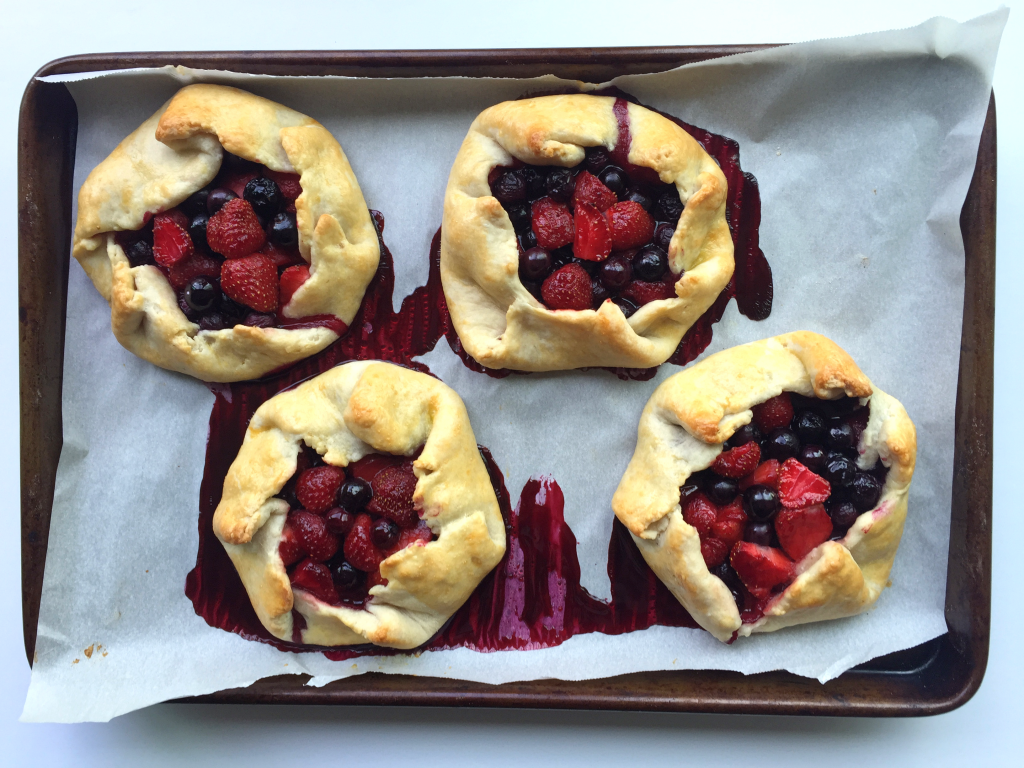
left=18, top=47, right=995, bottom=716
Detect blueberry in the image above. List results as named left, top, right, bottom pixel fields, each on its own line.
left=655, top=188, right=684, bottom=222
left=830, top=502, right=860, bottom=531
left=600, top=254, right=633, bottom=290
left=243, top=312, right=277, bottom=328
left=324, top=507, right=356, bottom=536
left=822, top=453, right=856, bottom=487
left=519, top=230, right=538, bottom=250
left=189, top=214, right=210, bottom=251
left=222, top=152, right=257, bottom=172
left=708, top=477, right=739, bottom=505
left=598, top=166, right=628, bottom=196
left=550, top=247, right=574, bottom=270
left=199, top=313, right=227, bottom=332
left=848, top=472, right=883, bottom=512
left=744, top=484, right=780, bottom=522
left=178, top=295, right=201, bottom=322
left=744, top=521, right=773, bottom=546
left=492, top=171, right=526, bottom=204
left=219, top=293, right=247, bottom=322
left=329, top=559, right=363, bottom=591
left=521, top=167, right=547, bottom=199
left=613, top=297, right=638, bottom=318
left=797, top=444, right=827, bottom=472
left=370, top=518, right=398, bottom=549
left=827, top=422, right=856, bottom=451
left=591, top=278, right=610, bottom=308
left=181, top=188, right=210, bottom=218
left=794, top=411, right=826, bottom=443
left=545, top=168, right=576, bottom=202
left=726, top=424, right=763, bottom=449
left=765, top=429, right=800, bottom=460
left=125, top=239, right=154, bottom=267
left=507, top=203, right=532, bottom=232
left=654, top=223, right=674, bottom=252
left=520, top=247, right=553, bottom=282
left=632, top=245, right=668, bottom=282
left=623, top=188, right=655, bottom=211
left=184, top=277, right=219, bottom=313
left=338, top=477, right=372, bottom=511
left=268, top=212, right=298, bottom=246
left=244, top=177, right=283, bottom=219
left=585, top=147, right=611, bottom=174
left=206, top=188, right=237, bottom=215
left=711, top=562, right=743, bottom=604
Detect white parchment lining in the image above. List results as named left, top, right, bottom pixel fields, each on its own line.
left=22, top=10, right=1005, bottom=722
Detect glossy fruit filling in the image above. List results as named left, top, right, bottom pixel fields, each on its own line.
left=492, top=148, right=684, bottom=316
left=680, top=392, right=889, bottom=624
left=114, top=152, right=344, bottom=334
left=275, top=445, right=436, bottom=608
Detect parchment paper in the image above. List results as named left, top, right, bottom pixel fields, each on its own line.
left=22, top=10, right=1006, bottom=722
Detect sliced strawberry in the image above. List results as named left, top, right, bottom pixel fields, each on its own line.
left=387, top=521, right=433, bottom=557
left=166, top=253, right=222, bottom=291
left=288, top=509, right=339, bottom=562
left=220, top=254, right=278, bottom=312
left=711, top=498, right=747, bottom=545
left=711, top=441, right=761, bottom=479
left=573, top=202, right=612, bottom=261
left=344, top=513, right=386, bottom=572
left=621, top=279, right=675, bottom=306
left=541, top=263, right=592, bottom=311
left=682, top=491, right=716, bottom=536
left=278, top=519, right=306, bottom=566
left=701, top=537, right=729, bottom=568
left=280, top=264, right=311, bottom=307
left=774, top=504, right=833, bottom=561
left=152, top=212, right=194, bottom=268
left=739, top=459, right=781, bottom=491
left=265, top=169, right=303, bottom=200
left=572, top=171, right=618, bottom=212
left=605, top=201, right=654, bottom=250
left=296, top=466, right=346, bottom=514
left=778, top=458, right=831, bottom=508
left=752, top=393, right=794, bottom=433
left=531, top=197, right=574, bottom=249
left=366, top=571, right=389, bottom=591
left=163, top=208, right=190, bottom=231
left=258, top=241, right=305, bottom=268
left=729, top=542, right=795, bottom=599
left=207, top=198, right=266, bottom=259
left=366, top=462, right=419, bottom=528
left=289, top=558, right=339, bottom=604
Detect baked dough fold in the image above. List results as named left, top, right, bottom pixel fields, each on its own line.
left=440, top=94, right=734, bottom=371
left=72, top=84, right=380, bottom=382
left=212, top=361, right=507, bottom=649
left=612, top=331, right=917, bottom=642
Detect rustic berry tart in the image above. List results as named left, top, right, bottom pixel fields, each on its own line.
left=72, top=84, right=380, bottom=382
left=212, top=360, right=506, bottom=648
left=611, top=332, right=917, bottom=642
left=440, top=94, right=734, bottom=371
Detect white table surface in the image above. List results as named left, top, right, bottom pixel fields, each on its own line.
left=2, top=1, right=1021, bottom=764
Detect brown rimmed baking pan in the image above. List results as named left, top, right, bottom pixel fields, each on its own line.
left=19, top=47, right=995, bottom=716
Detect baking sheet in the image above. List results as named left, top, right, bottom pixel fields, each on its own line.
left=22, top=9, right=1005, bottom=722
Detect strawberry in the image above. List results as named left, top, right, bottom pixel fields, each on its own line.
left=573, top=203, right=612, bottom=261
left=572, top=171, right=618, bottom=212
left=344, top=513, right=386, bottom=572
left=279, top=264, right=311, bottom=307
left=621, top=279, right=675, bottom=306
left=289, top=558, right=339, bottom=604
left=711, top=441, right=761, bottom=479
left=278, top=519, right=306, bottom=566
left=265, top=169, right=302, bottom=200
left=220, top=254, right=278, bottom=312
left=531, top=197, right=574, bottom=249
left=711, top=498, right=747, bottom=545
left=288, top=509, right=339, bottom=562
left=605, top=201, right=654, bottom=250
left=295, top=465, right=346, bottom=514
left=207, top=198, right=266, bottom=259
left=366, top=462, right=419, bottom=528
left=541, top=264, right=592, bottom=311
left=682, top=491, right=716, bottom=536
left=258, top=241, right=305, bottom=268
left=739, top=458, right=781, bottom=491
left=164, top=208, right=190, bottom=231
left=729, top=542, right=795, bottom=599
left=388, top=521, right=433, bottom=556
left=774, top=504, right=833, bottom=561
left=752, top=392, right=794, bottom=433
left=166, top=253, right=222, bottom=291
left=366, top=571, right=389, bottom=590
left=701, top=538, right=729, bottom=568
left=152, top=212, right=194, bottom=268
left=778, top=458, right=831, bottom=508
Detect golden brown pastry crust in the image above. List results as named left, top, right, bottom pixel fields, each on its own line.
left=611, top=331, right=917, bottom=642
left=212, top=361, right=506, bottom=649
left=72, top=84, right=380, bottom=382
left=440, top=94, right=734, bottom=371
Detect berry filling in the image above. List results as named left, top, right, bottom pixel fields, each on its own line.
left=275, top=445, right=436, bottom=608
left=491, top=150, right=684, bottom=315
left=113, top=152, right=343, bottom=333
left=681, top=392, right=889, bottom=624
